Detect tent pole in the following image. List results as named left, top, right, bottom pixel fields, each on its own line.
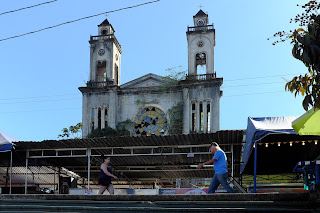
left=253, top=141, right=257, bottom=193
left=9, top=149, right=13, bottom=194
left=58, top=167, right=60, bottom=194
left=231, top=144, right=234, bottom=177
left=87, top=149, right=91, bottom=190
left=25, top=150, right=29, bottom=194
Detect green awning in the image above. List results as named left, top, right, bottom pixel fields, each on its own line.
left=292, top=108, right=320, bottom=135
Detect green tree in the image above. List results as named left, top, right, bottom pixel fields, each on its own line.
left=167, top=101, right=183, bottom=135
left=270, top=1, right=320, bottom=110
left=159, top=66, right=186, bottom=92
left=86, top=119, right=133, bottom=138
left=58, top=122, right=82, bottom=139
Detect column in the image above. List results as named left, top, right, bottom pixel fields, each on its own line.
left=94, top=108, right=98, bottom=129
left=182, top=88, right=190, bottom=134
left=210, top=100, right=214, bottom=132
left=108, top=89, right=117, bottom=129
left=101, top=107, right=105, bottom=129
left=87, top=149, right=91, bottom=190
left=203, top=101, right=208, bottom=133
left=195, top=101, right=200, bottom=132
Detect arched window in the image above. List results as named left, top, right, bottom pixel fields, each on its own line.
left=191, top=102, right=196, bottom=132
left=114, top=64, right=119, bottom=85
left=200, top=102, right=203, bottom=132
left=98, top=108, right=102, bottom=129
left=195, top=52, right=206, bottom=75
left=97, top=61, right=107, bottom=82
left=101, top=29, right=108, bottom=35
left=91, top=108, right=95, bottom=132
left=104, top=108, right=108, bottom=128
left=207, top=101, right=211, bottom=133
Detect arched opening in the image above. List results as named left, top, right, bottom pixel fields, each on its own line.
left=96, top=61, right=107, bottom=82
left=195, top=52, right=206, bottom=75
left=101, top=29, right=108, bottom=35
left=114, top=64, right=119, bottom=85
left=91, top=108, right=95, bottom=132
left=104, top=108, right=108, bottom=128
left=191, top=102, right=196, bottom=132
left=207, top=101, right=211, bottom=133
left=196, top=65, right=207, bottom=75
left=98, top=108, right=102, bottom=129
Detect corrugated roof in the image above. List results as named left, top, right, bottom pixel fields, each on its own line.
left=2, top=131, right=244, bottom=185
left=14, top=131, right=243, bottom=150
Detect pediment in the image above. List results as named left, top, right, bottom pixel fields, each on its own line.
left=121, top=73, right=169, bottom=89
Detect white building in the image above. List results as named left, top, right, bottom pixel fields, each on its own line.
left=79, top=10, right=223, bottom=137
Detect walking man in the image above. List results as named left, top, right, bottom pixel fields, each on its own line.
left=197, top=142, right=235, bottom=193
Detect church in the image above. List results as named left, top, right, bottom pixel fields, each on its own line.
left=79, top=10, right=223, bottom=138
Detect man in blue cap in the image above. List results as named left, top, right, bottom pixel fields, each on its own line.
left=197, top=142, right=235, bottom=193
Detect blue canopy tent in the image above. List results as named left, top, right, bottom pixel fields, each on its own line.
left=240, top=116, right=298, bottom=192
left=0, top=130, right=17, bottom=152
left=0, top=130, right=18, bottom=194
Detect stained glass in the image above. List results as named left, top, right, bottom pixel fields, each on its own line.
left=134, top=106, right=167, bottom=136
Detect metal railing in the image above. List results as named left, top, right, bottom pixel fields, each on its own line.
left=90, top=34, right=122, bottom=53
left=185, top=73, right=216, bottom=81
left=187, top=24, right=214, bottom=32
left=86, top=80, right=115, bottom=88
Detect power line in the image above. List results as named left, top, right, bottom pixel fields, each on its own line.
left=0, top=73, right=297, bottom=101
left=0, top=93, right=80, bottom=101
left=0, top=0, right=58, bottom=16
left=0, top=90, right=290, bottom=114
left=223, top=90, right=287, bottom=97
left=222, top=81, right=283, bottom=88
left=0, top=107, right=81, bottom=114
left=0, top=0, right=160, bottom=42
left=223, top=73, right=303, bottom=82
left=0, top=97, right=80, bottom=105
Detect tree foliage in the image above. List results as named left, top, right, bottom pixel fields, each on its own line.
left=270, top=1, right=320, bottom=110
left=58, top=122, right=82, bottom=139
left=159, top=66, right=186, bottom=92
left=167, top=101, right=183, bottom=135
left=86, top=119, right=133, bottom=138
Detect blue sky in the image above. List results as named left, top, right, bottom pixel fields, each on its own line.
left=0, top=0, right=309, bottom=141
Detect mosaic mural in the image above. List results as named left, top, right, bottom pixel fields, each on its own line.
left=134, top=106, right=167, bottom=136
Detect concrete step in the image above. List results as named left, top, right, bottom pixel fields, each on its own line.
left=1, top=199, right=319, bottom=212
left=0, top=194, right=319, bottom=212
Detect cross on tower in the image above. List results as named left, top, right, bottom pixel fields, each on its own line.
left=198, top=4, right=203, bottom=9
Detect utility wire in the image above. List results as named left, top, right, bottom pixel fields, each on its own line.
left=0, top=107, right=81, bottom=114
left=0, top=90, right=292, bottom=113
left=0, top=0, right=160, bottom=42
left=223, top=90, right=286, bottom=97
left=0, top=93, right=80, bottom=101
left=0, top=73, right=298, bottom=101
left=221, top=81, right=283, bottom=88
left=223, top=73, right=302, bottom=82
left=0, top=97, right=80, bottom=105
left=0, top=0, right=58, bottom=16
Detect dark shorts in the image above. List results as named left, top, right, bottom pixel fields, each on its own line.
left=98, top=177, right=111, bottom=187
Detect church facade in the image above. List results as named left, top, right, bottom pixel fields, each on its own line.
left=79, top=10, right=223, bottom=138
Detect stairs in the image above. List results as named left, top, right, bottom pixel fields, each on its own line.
left=0, top=194, right=319, bottom=212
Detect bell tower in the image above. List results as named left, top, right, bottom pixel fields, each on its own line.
left=89, top=19, right=122, bottom=86
left=186, top=10, right=215, bottom=76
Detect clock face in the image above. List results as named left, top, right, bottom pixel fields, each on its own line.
left=98, top=49, right=105, bottom=56
left=134, top=106, right=167, bottom=136
left=197, top=19, right=205, bottom=26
